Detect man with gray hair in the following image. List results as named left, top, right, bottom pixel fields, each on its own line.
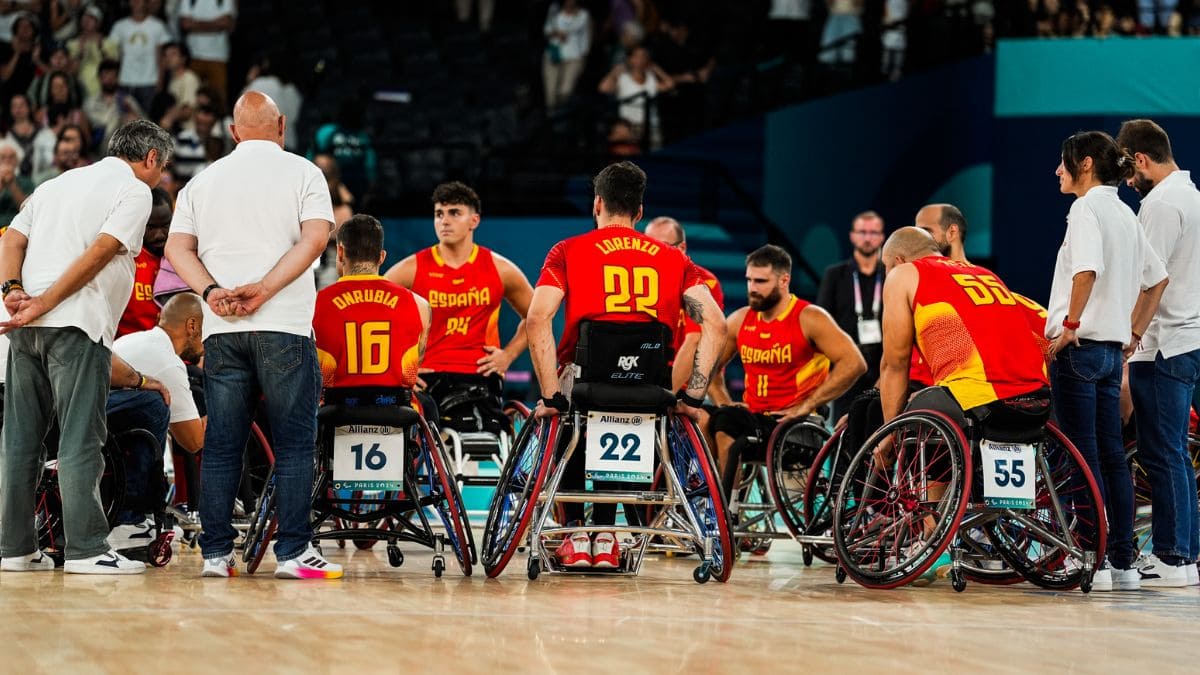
left=0, top=118, right=174, bottom=574
left=166, top=91, right=336, bottom=579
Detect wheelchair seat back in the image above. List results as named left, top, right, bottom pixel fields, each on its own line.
left=572, top=319, right=675, bottom=415
left=975, top=390, right=1052, bottom=445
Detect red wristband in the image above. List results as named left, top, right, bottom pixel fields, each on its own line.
left=1062, top=318, right=1081, bottom=330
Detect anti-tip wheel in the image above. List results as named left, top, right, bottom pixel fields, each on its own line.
left=951, top=569, right=967, bottom=593
left=802, top=545, right=814, bottom=567
left=693, top=564, right=711, bottom=584
left=1080, top=572, right=1093, bottom=594
left=433, top=558, right=445, bottom=578
left=387, top=546, right=404, bottom=568
left=527, top=557, right=540, bottom=580
left=835, top=565, right=847, bottom=584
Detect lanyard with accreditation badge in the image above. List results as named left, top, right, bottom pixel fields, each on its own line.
left=853, top=270, right=882, bottom=346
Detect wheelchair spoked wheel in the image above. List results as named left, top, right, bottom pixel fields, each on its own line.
left=982, top=422, right=1106, bottom=591
left=36, top=436, right=127, bottom=558
left=429, top=430, right=479, bottom=567
left=481, top=416, right=560, bottom=577
left=668, top=414, right=735, bottom=583
left=414, top=419, right=475, bottom=576
left=832, top=410, right=971, bottom=589
left=1127, top=434, right=1200, bottom=557
left=242, top=470, right=278, bottom=574
left=799, top=427, right=850, bottom=565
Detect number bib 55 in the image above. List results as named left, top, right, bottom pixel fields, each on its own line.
left=332, top=425, right=406, bottom=491
left=979, top=439, right=1036, bottom=509
left=585, top=412, right=656, bottom=482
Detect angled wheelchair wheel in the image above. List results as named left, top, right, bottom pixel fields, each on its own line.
left=1127, top=433, right=1199, bottom=556
left=832, top=410, right=971, bottom=589
left=669, top=414, right=735, bottom=582
left=482, top=416, right=560, bottom=577
left=984, top=422, right=1106, bottom=590
left=36, top=434, right=127, bottom=553
left=766, top=418, right=831, bottom=540
left=242, top=469, right=278, bottom=574
left=415, top=418, right=474, bottom=576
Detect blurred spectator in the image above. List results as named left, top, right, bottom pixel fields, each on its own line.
left=243, top=53, right=302, bottom=151
left=313, top=153, right=353, bottom=227
left=819, top=0, right=864, bottom=66
left=543, top=0, right=591, bottom=113
left=0, top=1, right=37, bottom=42
left=30, top=101, right=85, bottom=176
left=49, top=0, right=87, bottom=42
left=58, top=121, right=88, bottom=159
left=1140, top=0, right=1178, bottom=30
left=766, top=0, right=815, bottom=64
left=608, top=17, right=644, bottom=67
left=33, top=131, right=82, bottom=184
left=1094, top=3, right=1120, bottom=35
left=179, top=0, right=235, bottom=107
left=606, top=118, right=640, bottom=156
left=162, top=41, right=200, bottom=109
left=4, top=91, right=37, bottom=175
left=310, top=98, right=376, bottom=201
left=0, top=136, right=31, bottom=225
left=455, top=0, right=495, bottom=33
left=83, top=58, right=144, bottom=153
left=882, top=0, right=908, bottom=80
left=67, top=4, right=117, bottom=99
left=28, top=44, right=84, bottom=109
left=598, top=44, right=672, bottom=149
left=1, top=12, right=38, bottom=105
left=647, top=16, right=714, bottom=144
left=171, top=101, right=219, bottom=179
left=110, top=0, right=171, bottom=113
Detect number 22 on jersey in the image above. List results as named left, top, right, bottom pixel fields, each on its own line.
left=604, top=265, right=659, bottom=317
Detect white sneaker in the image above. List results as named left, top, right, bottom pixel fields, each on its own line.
left=106, top=520, right=155, bottom=551
left=1091, top=565, right=1113, bottom=591
left=201, top=553, right=239, bottom=578
left=1, top=550, right=56, bottom=572
left=1137, top=554, right=1188, bottom=588
left=64, top=550, right=146, bottom=575
left=1187, top=563, right=1199, bottom=587
left=1091, top=562, right=1140, bottom=591
left=274, top=544, right=343, bottom=579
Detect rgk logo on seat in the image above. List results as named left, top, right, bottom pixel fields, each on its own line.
left=618, top=355, right=640, bottom=371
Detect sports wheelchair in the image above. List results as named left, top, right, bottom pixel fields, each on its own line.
left=480, top=320, right=734, bottom=583
left=240, top=388, right=475, bottom=576
left=35, top=427, right=175, bottom=567
left=831, top=387, right=1107, bottom=592
left=1126, top=414, right=1200, bottom=558
left=424, top=373, right=531, bottom=521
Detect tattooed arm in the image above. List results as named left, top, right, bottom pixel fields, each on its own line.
left=681, top=284, right=727, bottom=401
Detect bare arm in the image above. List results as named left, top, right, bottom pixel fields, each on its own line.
left=415, top=295, right=432, bottom=363
left=1128, top=278, right=1169, bottom=357
left=598, top=63, right=624, bottom=94
left=227, top=218, right=332, bottom=315
left=2, top=234, right=124, bottom=331
left=681, top=284, right=727, bottom=402
left=879, top=264, right=918, bottom=423
left=1048, top=270, right=1096, bottom=357
left=527, top=285, right=565, bottom=401
left=708, top=308, right=747, bottom=407
left=771, top=305, right=867, bottom=421
left=164, top=232, right=231, bottom=315
left=671, top=331, right=700, bottom=393
left=170, top=418, right=206, bottom=453
left=110, top=353, right=172, bottom=406
left=478, top=255, right=534, bottom=376
left=180, top=14, right=236, bottom=33
left=383, top=254, right=417, bottom=288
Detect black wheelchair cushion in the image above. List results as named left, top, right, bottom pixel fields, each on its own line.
left=318, top=404, right=421, bottom=429
left=575, top=319, right=673, bottom=388
left=571, top=382, right=676, bottom=415
left=977, top=391, right=1052, bottom=444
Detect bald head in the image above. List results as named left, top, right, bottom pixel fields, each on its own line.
left=644, top=216, right=685, bottom=249
left=231, top=91, right=284, bottom=145
left=159, top=292, right=203, bottom=328
left=881, top=227, right=941, bottom=272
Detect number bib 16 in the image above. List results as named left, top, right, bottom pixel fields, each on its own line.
left=585, top=412, right=656, bottom=482
left=979, top=439, right=1036, bottom=509
left=332, top=425, right=405, bottom=491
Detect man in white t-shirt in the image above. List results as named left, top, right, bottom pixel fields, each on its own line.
left=109, top=0, right=172, bottom=113
left=1117, top=118, right=1200, bottom=587
left=107, top=292, right=206, bottom=549
left=0, top=119, right=174, bottom=575
left=180, top=0, right=236, bottom=107
left=166, top=90, right=336, bottom=580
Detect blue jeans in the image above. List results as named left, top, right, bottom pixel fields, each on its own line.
left=1129, top=349, right=1200, bottom=562
left=106, top=389, right=170, bottom=524
left=1050, top=341, right=1136, bottom=568
left=198, top=332, right=320, bottom=563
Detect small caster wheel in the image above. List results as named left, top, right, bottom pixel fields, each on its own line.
left=1080, top=572, right=1093, bottom=594
left=527, top=557, right=540, bottom=580
left=387, top=546, right=404, bottom=568
left=693, top=563, right=711, bottom=584
left=149, top=536, right=173, bottom=568
left=835, top=565, right=847, bottom=584
left=951, top=569, right=967, bottom=593
left=802, top=545, right=814, bottom=567
left=433, top=558, right=445, bottom=578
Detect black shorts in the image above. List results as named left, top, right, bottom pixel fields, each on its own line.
left=710, top=406, right=778, bottom=463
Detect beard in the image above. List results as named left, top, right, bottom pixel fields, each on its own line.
left=180, top=345, right=204, bottom=364
left=748, top=286, right=784, bottom=312
left=145, top=242, right=166, bottom=257
left=854, top=243, right=879, bottom=257
left=1131, top=173, right=1155, bottom=197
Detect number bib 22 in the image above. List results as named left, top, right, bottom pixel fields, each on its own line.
left=979, top=439, right=1036, bottom=509
left=332, top=425, right=405, bottom=491
left=585, top=412, right=656, bottom=482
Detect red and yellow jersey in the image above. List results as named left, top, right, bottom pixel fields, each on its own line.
left=738, top=296, right=830, bottom=414
left=910, top=257, right=1048, bottom=410
left=411, top=244, right=504, bottom=374
left=910, top=292, right=1047, bottom=387
left=116, top=249, right=161, bottom=338
left=537, top=227, right=706, bottom=365
left=313, top=275, right=423, bottom=389
left=673, top=263, right=724, bottom=353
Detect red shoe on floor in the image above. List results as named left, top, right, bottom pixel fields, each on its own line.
left=592, top=532, right=620, bottom=569
left=557, top=532, right=593, bottom=568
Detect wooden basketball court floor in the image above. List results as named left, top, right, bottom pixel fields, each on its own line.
left=2, top=535, right=1196, bottom=674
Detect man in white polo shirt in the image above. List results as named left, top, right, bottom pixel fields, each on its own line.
left=0, top=119, right=173, bottom=575
left=107, top=292, right=207, bottom=550
left=166, top=90, right=336, bottom=580
left=1118, top=119, right=1200, bottom=587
